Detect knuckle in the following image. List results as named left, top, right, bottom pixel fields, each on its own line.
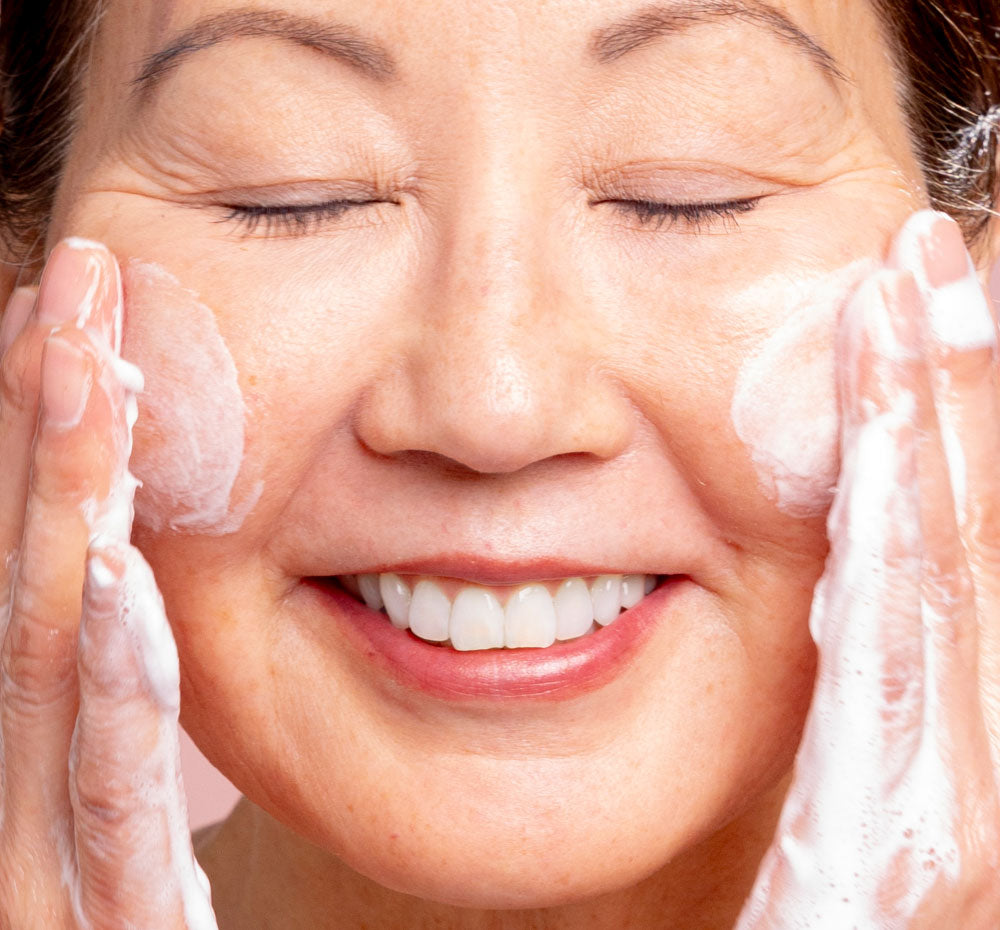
left=28, top=440, right=101, bottom=511
left=72, top=752, right=151, bottom=838
left=1, top=602, right=78, bottom=709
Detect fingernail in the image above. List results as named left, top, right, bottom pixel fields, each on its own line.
left=894, top=210, right=997, bottom=351
left=921, top=215, right=971, bottom=288
left=36, top=239, right=111, bottom=328
left=41, top=336, right=92, bottom=429
left=0, top=287, right=37, bottom=355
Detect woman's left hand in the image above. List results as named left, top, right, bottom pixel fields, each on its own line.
left=737, top=210, right=1000, bottom=929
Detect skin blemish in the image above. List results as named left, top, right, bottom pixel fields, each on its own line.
left=121, top=261, right=261, bottom=536
left=730, top=261, right=877, bottom=518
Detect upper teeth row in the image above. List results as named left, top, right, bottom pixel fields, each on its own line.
left=342, top=573, right=657, bottom=650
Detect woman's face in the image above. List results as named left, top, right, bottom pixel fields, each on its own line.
left=46, top=0, right=955, bottom=909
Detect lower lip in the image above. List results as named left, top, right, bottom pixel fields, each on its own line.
left=305, top=577, right=684, bottom=700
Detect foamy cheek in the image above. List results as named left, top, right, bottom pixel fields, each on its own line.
left=122, top=261, right=261, bottom=535
left=730, top=262, right=877, bottom=518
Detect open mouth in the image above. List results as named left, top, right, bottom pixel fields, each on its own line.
left=336, top=573, right=660, bottom=651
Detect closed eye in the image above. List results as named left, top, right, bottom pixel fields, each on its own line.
left=599, top=197, right=761, bottom=232
left=219, top=199, right=389, bottom=237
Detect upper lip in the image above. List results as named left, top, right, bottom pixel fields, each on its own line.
left=324, top=555, right=668, bottom=587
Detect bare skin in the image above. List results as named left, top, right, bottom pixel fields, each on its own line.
left=0, top=0, right=998, bottom=927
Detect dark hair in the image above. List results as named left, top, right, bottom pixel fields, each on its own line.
left=1, top=1, right=998, bottom=262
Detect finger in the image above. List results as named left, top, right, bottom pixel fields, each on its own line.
left=737, top=271, right=929, bottom=928
left=893, top=210, right=1000, bottom=771
left=73, top=539, right=217, bottom=930
left=812, top=269, right=928, bottom=775
left=36, top=239, right=123, bottom=352
left=0, top=243, right=124, bottom=599
left=0, top=287, right=37, bottom=357
left=1, top=329, right=124, bottom=840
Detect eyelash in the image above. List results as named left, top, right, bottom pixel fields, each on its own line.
left=220, top=200, right=385, bottom=237
left=605, top=198, right=761, bottom=232
left=220, top=196, right=761, bottom=237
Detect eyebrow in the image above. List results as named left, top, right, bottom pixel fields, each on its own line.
left=589, top=0, right=847, bottom=86
left=131, top=8, right=397, bottom=99
left=131, top=2, right=843, bottom=105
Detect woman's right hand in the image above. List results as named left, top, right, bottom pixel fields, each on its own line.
left=0, top=241, right=218, bottom=928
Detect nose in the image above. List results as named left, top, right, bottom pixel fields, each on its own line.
left=354, top=177, right=633, bottom=475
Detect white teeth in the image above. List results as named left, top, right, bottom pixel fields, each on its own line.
left=590, top=575, right=622, bottom=626
left=450, top=587, right=505, bottom=651
left=504, top=584, right=557, bottom=648
left=379, top=573, right=411, bottom=630
left=347, top=572, right=659, bottom=649
left=621, top=574, right=645, bottom=609
left=554, top=578, right=594, bottom=641
left=409, top=580, right=451, bottom=642
left=359, top=573, right=383, bottom=611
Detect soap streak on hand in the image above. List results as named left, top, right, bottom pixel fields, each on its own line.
left=0, top=241, right=219, bottom=928
left=736, top=211, right=1000, bottom=929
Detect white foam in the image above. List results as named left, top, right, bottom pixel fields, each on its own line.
left=730, top=261, right=877, bottom=518
left=122, top=260, right=259, bottom=536
left=736, top=289, right=962, bottom=928
left=893, top=209, right=997, bottom=351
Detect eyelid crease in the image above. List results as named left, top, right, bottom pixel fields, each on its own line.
left=582, top=160, right=789, bottom=200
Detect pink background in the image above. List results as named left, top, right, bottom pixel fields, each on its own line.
left=180, top=260, right=1000, bottom=831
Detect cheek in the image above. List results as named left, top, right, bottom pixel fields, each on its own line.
left=122, top=261, right=261, bottom=535
left=730, top=261, right=877, bottom=518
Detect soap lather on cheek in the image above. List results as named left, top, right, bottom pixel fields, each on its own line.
left=121, top=261, right=262, bottom=535
left=731, top=262, right=877, bottom=519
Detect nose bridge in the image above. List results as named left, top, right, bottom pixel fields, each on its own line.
left=435, top=151, right=551, bottom=376
left=356, top=121, right=632, bottom=475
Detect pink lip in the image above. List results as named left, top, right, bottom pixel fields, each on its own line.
left=305, top=576, right=684, bottom=700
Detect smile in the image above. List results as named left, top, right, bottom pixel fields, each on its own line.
left=337, top=573, right=659, bottom=650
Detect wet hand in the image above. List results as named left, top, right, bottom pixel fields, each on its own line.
left=737, top=210, right=1000, bottom=929
left=0, top=241, right=217, bottom=928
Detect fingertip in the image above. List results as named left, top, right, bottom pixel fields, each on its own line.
left=888, top=210, right=995, bottom=352
left=81, top=539, right=180, bottom=710
left=37, top=239, right=123, bottom=351
left=86, top=535, right=126, bottom=589
left=887, top=208, right=955, bottom=273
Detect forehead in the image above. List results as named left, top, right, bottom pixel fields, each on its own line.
left=80, top=0, right=913, bottom=191
left=108, top=0, right=878, bottom=83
